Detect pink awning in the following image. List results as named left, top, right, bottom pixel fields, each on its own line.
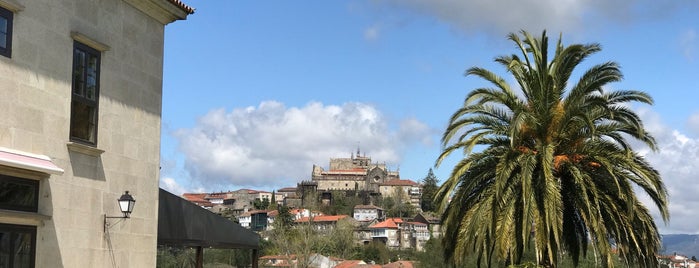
left=0, top=147, right=64, bottom=175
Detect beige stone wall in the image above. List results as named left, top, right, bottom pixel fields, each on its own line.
left=316, top=180, right=365, bottom=191
left=0, top=0, right=175, bottom=267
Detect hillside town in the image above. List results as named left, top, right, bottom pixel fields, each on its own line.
left=181, top=150, right=443, bottom=258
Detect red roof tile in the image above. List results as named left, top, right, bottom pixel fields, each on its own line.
left=334, top=260, right=364, bottom=268
left=370, top=219, right=399, bottom=229
left=380, top=179, right=418, bottom=186
left=182, top=193, right=207, bottom=202
left=387, top=218, right=403, bottom=223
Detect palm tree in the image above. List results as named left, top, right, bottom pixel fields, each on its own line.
left=435, top=30, right=669, bottom=268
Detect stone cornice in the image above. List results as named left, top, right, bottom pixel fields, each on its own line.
left=0, top=0, right=24, bottom=12
left=123, top=0, right=190, bottom=25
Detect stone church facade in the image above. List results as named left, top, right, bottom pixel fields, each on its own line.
left=311, top=149, right=401, bottom=193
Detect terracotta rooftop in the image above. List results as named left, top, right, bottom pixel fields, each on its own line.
left=370, top=218, right=401, bottom=229
left=380, top=179, right=418, bottom=186
left=167, top=0, right=194, bottom=14
left=296, top=215, right=348, bottom=223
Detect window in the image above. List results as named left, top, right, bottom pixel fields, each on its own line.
left=70, top=42, right=100, bottom=145
left=0, top=223, right=36, bottom=268
left=0, top=6, right=12, bottom=58
left=0, top=175, right=39, bottom=213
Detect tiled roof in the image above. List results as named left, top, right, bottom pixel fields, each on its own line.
left=182, top=193, right=207, bottom=202
left=334, top=260, right=365, bottom=268
left=167, top=0, right=194, bottom=14
left=278, top=187, right=297, bottom=192
left=380, top=179, right=418, bottom=186
left=296, top=215, right=348, bottom=223
left=388, top=218, right=403, bottom=223
left=370, top=218, right=399, bottom=229
left=354, top=204, right=383, bottom=210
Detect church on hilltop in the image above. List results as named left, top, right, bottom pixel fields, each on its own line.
left=309, top=149, right=422, bottom=209
left=311, top=148, right=401, bottom=192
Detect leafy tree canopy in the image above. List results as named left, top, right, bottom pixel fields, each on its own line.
left=435, top=30, right=668, bottom=268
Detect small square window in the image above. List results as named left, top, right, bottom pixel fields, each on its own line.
left=70, top=42, right=100, bottom=145
left=0, top=6, right=13, bottom=58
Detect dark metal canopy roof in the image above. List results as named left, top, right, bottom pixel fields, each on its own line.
left=158, top=188, right=260, bottom=249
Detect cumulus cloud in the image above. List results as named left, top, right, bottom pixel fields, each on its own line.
left=370, top=0, right=694, bottom=37
left=634, top=107, right=699, bottom=234
left=160, top=177, right=188, bottom=196
left=173, top=101, right=432, bottom=189
left=680, top=29, right=697, bottom=61
left=364, top=24, right=381, bottom=41
left=688, top=112, right=699, bottom=136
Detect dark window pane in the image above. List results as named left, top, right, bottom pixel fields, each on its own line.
left=70, top=101, right=96, bottom=143
left=0, top=176, right=39, bottom=212
left=86, top=55, right=98, bottom=100
left=0, top=232, right=9, bottom=267
left=0, top=17, right=6, bottom=48
left=70, top=42, right=100, bottom=146
left=13, top=232, right=32, bottom=268
left=72, top=49, right=86, bottom=96
left=0, top=7, right=11, bottom=58
left=0, top=17, right=6, bottom=33
left=0, top=224, right=36, bottom=268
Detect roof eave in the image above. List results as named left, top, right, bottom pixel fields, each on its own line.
left=123, top=0, right=193, bottom=25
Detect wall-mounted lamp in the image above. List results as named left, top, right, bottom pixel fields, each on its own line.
left=104, top=191, right=136, bottom=232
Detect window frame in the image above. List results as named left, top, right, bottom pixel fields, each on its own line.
left=0, top=174, right=39, bottom=212
left=0, top=5, right=13, bottom=58
left=0, top=223, right=37, bottom=268
left=69, top=41, right=101, bottom=146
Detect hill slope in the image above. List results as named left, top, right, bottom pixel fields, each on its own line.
left=662, top=234, right=699, bottom=258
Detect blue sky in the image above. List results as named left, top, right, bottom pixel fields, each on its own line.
left=159, top=1, right=698, bottom=233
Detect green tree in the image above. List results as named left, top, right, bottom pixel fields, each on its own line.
left=253, top=197, right=270, bottom=210
left=320, top=190, right=362, bottom=216
left=416, top=237, right=449, bottom=268
left=420, top=168, right=439, bottom=212
left=435, top=30, right=668, bottom=267
left=268, top=190, right=278, bottom=210
left=274, top=205, right=294, bottom=229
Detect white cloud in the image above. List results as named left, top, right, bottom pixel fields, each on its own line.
left=688, top=112, right=699, bottom=136
left=370, top=0, right=694, bottom=37
left=680, top=29, right=697, bottom=61
left=160, top=177, right=188, bottom=196
left=173, top=101, right=432, bottom=190
left=364, top=24, right=381, bottom=41
left=635, top=107, right=699, bottom=234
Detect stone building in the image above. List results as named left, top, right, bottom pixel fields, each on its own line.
left=183, top=188, right=274, bottom=216
left=311, top=150, right=422, bottom=210
left=0, top=0, right=191, bottom=267
left=311, top=149, right=400, bottom=192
